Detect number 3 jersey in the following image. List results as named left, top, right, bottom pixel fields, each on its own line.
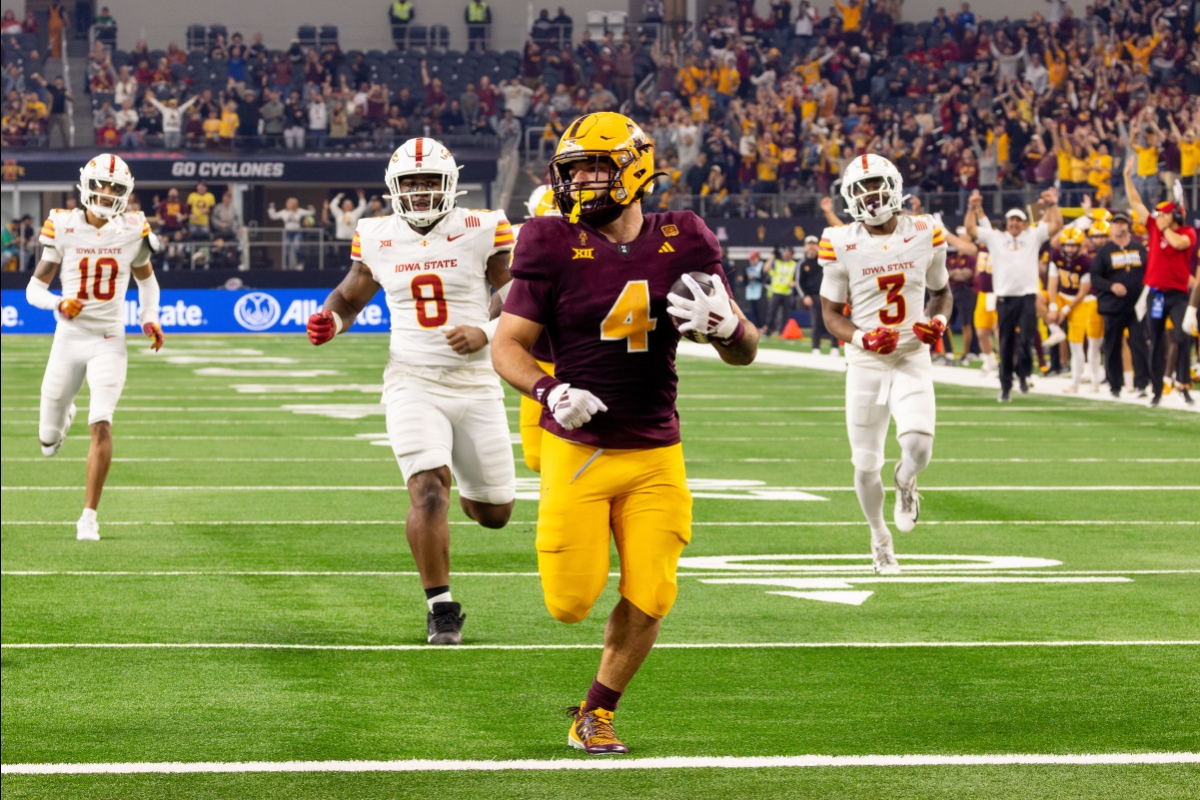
left=38, top=208, right=153, bottom=336
left=353, top=207, right=513, bottom=395
left=817, top=214, right=949, bottom=367
left=504, top=211, right=732, bottom=450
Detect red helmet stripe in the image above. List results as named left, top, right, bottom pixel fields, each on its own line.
left=415, top=138, right=424, bottom=166
left=861, top=154, right=869, bottom=170
left=109, top=155, right=116, bottom=175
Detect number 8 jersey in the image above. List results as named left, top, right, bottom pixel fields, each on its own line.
left=818, top=214, right=949, bottom=367
left=353, top=207, right=513, bottom=372
left=39, top=208, right=154, bottom=336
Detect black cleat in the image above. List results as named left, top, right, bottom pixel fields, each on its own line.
left=427, top=601, right=465, bottom=644
left=1018, top=376, right=1030, bottom=394
left=1183, top=389, right=1195, bottom=406
left=998, top=389, right=1012, bottom=403
left=1149, top=394, right=1162, bottom=407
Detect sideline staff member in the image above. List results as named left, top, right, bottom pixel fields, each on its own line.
left=1124, top=163, right=1197, bottom=406
left=1089, top=210, right=1150, bottom=398
left=965, top=188, right=1063, bottom=402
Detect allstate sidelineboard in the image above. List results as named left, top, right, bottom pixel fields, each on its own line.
left=1, top=289, right=390, bottom=334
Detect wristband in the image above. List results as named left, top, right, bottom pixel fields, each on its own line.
left=532, top=375, right=563, bottom=407
left=481, top=317, right=500, bottom=342
left=1049, top=303, right=1058, bottom=313
left=932, top=314, right=948, bottom=327
left=713, top=318, right=746, bottom=347
left=851, top=330, right=865, bottom=348
left=331, top=310, right=343, bottom=335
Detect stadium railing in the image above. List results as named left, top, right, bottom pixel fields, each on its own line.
left=157, top=227, right=355, bottom=272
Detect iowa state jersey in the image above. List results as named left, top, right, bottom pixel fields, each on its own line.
left=817, top=214, right=948, bottom=367
left=353, top=206, right=513, bottom=371
left=39, top=208, right=152, bottom=336
left=1043, top=248, right=1093, bottom=296
left=505, top=211, right=730, bottom=449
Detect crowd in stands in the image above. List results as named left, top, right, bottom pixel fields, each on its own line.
left=3, top=2, right=1200, bottom=217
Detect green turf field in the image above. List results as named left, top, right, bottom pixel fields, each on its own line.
left=2, top=334, right=1198, bottom=799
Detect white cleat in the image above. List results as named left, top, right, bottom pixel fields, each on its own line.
left=76, top=516, right=100, bottom=541
left=872, top=544, right=900, bottom=575
left=41, top=404, right=77, bottom=456
left=1062, top=384, right=1079, bottom=394
left=1044, top=326, right=1067, bottom=347
left=893, top=463, right=921, bottom=533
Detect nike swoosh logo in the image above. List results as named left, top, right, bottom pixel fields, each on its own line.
left=447, top=234, right=464, bottom=242
left=904, top=236, right=916, bottom=243
left=104, top=334, right=117, bottom=339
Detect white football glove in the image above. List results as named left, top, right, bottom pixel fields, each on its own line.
left=1184, top=305, right=1198, bottom=337
left=666, top=274, right=740, bottom=341
left=546, top=383, right=608, bottom=430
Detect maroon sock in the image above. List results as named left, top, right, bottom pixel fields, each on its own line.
left=1034, top=336, right=1045, bottom=368
left=584, top=679, right=622, bottom=712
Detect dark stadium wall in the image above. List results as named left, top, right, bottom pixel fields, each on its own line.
left=39, top=0, right=1094, bottom=55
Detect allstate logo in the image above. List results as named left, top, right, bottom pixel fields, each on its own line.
left=233, top=292, right=281, bottom=331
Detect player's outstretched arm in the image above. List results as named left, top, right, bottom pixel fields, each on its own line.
left=1122, top=157, right=1149, bottom=223
left=308, top=262, right=380, bottom=345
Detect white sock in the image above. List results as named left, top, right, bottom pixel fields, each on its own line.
left=854, top=469, right=892, bottom=547
left=1069, top=341, right=1085, bottom=387
left=896, top=432, right=933, bottom=489
left=1124, top=370, right=1134, bottom=390
left=79, top=508, right=97, bottom=523
left=1087, top=338, right=1103, bottom=387
left=426, top=590, right=452, bottom=610
left=1050, top=323, right=1065, bottom=337
left=982, top=352, right=997, bottom=371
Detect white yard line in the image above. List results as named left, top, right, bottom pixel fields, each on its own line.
left=3, top=752, right=1197, bottom=775
left=5, top=485, right=1197, bottom=492
left=4, top=570, right=1194, bottom=577
left=3, top=519, right=1194, bottom=527
left=3, top=641, right=1196, bottom=652
left=678, top=343, right=1200, bottom=414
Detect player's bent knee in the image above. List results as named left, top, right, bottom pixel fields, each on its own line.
left=408, top=470, right=451, bottom=514
left=89, top=421, right=112, bottom=441
left=545, top=597, right=593, bottom=624
left=460, top=497, right=514, bottom=529
left=523, top=452, right=541, bottom=472
left=623, top=584, right=675, bottom=620
left=852, top=453, right=885, bottom=473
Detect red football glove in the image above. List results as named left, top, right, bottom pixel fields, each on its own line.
left=58, top=298, right=83, bottom=319
left=861, top=326, right=901, bottom=354
left=307, top=310, right=338, bottom=345
left=912, top=316, right=947, bottom=346
left=142, top=322, right=164, bottom=352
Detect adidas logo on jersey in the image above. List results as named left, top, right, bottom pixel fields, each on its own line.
left=658, top=242, right=675, bottom=254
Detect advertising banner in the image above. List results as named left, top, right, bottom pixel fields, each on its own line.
left=1, top=289, right=389, bottom=335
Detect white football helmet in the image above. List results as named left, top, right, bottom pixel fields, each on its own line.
left=840, top=153, right=904, bottom=226
left=385, top=137, right=465, bottom=227
left=525, top=184, right=561, bottom=218
left=78, top=154, right=135, bottom=220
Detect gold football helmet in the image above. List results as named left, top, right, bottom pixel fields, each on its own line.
left=1060, top=226, right=1086, bottom=247
left=549, top=112, right=656, bottom=224
left=1088, top=220, right=1111, bottom=238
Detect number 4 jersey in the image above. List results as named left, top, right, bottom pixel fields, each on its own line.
left=353, top=207, right=513, bottom=390
left=38, top=208, right=154, bottom=336
left=818, top=214, right=949, bottom=367
left=505, top=211, right=731, bottom=449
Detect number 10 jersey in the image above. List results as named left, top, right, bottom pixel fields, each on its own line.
left=817, top=214, right=949, bottom=368
left=38, top=208, right=153, bottom=336
left=353, top=207, right=513, bottom=381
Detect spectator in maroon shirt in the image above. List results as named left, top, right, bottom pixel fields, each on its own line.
left=421, top=60, right=447, bottom=116
left=95, top=115, right=119, bottom=147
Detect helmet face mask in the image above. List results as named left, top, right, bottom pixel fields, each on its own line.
left=549, top=112, right=655, bottom=224
left=839, top=155, right=904, bottom=226
left=384, top=138, right=464, bottom=227
left=78, top=155, right=134, bottom=220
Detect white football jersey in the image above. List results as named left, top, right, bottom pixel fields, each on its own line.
left=39, top=208, right=153, bottom=336
left=818, top=214, right=949, bottom=367
left=353, top=206, right=514, bottom=371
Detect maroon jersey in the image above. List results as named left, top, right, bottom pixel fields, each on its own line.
left=531, top=330, right=554, bottom=362
left=505, top=211, right=730, bottom=449
left=1044, top=247, right=1093, bottom=296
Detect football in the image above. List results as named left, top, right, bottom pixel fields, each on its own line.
left=670, top=271, right=718, bottom=343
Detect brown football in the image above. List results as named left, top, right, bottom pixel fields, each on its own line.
left=670, top=272, right=717, bottom=343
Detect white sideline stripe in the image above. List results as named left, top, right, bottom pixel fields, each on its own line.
left=4, top=640, right=1197, bottom=653
left=3, top=752, right=1197, bottom=775
left=5, top=486, right=1198, bottom=492
left=2, top=520, right=1195, bottom=528
left=6, top=570, right=1196, bottom=577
